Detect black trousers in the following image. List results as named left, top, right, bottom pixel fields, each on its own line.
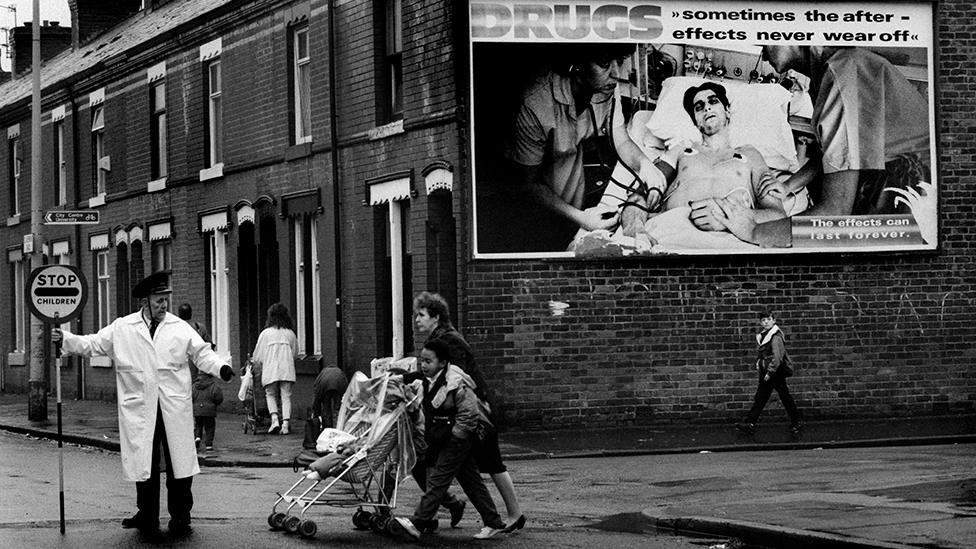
left=745, top=370, right=800, bottom=425
left=136, top=406, right=193, bottom=522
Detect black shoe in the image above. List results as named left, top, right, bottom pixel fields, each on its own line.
left=735, top=422, right=756, bottom=435
left=121, top=514, right=159, bottom=533
left=168, top=518, right=192, bottom=537
left=790, top=422, right=804, bottom=436
left=447, top=499, right=466, bottom=528
left=501, top=515, right=526, bottom=533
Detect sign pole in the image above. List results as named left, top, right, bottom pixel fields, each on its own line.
left=54, top=313, right=65, bottom=535
left=25, top=264, right=86, bottom=536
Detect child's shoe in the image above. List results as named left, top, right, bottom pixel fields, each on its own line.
left=268, top=415, right=281, bottom=434
left=280, top=420, right=290, bottom=435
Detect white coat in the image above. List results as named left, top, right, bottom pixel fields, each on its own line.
left=61, top=311, right=228, bottom=482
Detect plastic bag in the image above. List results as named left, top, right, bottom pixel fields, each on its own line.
left=237, top=365, right=253, bottom=401
left=315, top=427, right=357, bottom=454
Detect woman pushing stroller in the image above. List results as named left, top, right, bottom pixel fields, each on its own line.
left=395, top=339, right=508, bottom=540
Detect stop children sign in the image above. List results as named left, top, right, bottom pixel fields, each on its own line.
left=26, top=265, right=88, bottom=323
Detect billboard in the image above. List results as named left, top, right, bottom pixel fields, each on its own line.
left=469, top=1, right=937, bottom=258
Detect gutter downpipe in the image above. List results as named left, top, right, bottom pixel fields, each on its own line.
left=327, top=0, right=344, bottom=369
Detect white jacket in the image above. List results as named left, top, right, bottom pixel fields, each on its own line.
left=61, top=311, right=228, bottom=481
left=252, top=327, right=298, bottom=386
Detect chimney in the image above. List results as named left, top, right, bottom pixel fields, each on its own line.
left=10, top=21, right=73, bottom=79
left=68, top=0, right=143, bottom=48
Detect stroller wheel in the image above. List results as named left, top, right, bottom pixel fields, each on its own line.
left=299, top=519, right=318, bottom=538
left=269, top=512, right=287, bottom=530
left=370, top=514, right=389, bottom=533
left=283, top=515, right=301, bottom=534
left=385, top=517, right=405, bottom=537
left=352, top=510, right=372, bottom=530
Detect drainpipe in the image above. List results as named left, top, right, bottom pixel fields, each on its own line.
left=327, top=0, right=344, bottom=368
left=68, top=88, right=84, bottom=399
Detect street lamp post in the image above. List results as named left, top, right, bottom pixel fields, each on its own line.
left=27, top=0, right=47, bottom=421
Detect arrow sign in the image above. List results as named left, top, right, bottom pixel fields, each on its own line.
left=44, top=210, right=100, bottom=225
left=26, top=265, right=88, bottom=324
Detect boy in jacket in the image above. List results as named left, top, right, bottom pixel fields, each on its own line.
left=396, top=339, right=507, bottom=540
left=192, top=372, right=224, bottom=451
left=736, top=312, right=802, bottom=436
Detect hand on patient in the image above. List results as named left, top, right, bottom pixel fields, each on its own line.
left=757, top=171, right=789, bottom=203
left=579, top=204, right=620, bottom=232
left=691, top=197, right=758, bottom=243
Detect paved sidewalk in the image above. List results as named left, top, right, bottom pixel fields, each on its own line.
left=2, top=391, right=974, bottom=548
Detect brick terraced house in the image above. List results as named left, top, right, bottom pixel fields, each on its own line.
left=0, top=0, right=972, bottom=430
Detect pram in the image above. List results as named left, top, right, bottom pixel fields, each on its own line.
left=240, top=356, right=271, bottom=434
left=267, top=371, right=419, bottom=539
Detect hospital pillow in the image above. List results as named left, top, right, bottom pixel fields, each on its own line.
left=644, top=76, right=799, bottom=172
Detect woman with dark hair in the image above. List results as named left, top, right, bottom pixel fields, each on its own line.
left=251, top=303, right=299, bottom=435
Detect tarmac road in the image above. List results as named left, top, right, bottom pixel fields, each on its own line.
left=0, top=431, right=729, bottom=548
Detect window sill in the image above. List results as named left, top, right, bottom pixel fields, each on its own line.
left=295, top=355, right=321, bottom=375
left=284, top=142, right=312, bottom=161
left=147, top=177, right=168, bottom=193
left=6, top=352, right=26, bottom=366
left=368, top=120, right=405, bottom=141
left=199, top=163, right=224, bottom=181
left=6, top=215, right=21, bottom=227
left=90, top=356, right=113, bottom=368
left=88, top=193, right=107, bottom=207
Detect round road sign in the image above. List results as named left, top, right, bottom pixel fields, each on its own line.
left=26, top=265, right=88, bottom=323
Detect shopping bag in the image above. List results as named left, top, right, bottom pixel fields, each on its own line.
left=237, top=365, right=253, bottom=401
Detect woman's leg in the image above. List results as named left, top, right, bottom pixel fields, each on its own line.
left=279, top=381, right=293, bottom=421
left=264, top=382, right=281, bottom=432
left=475, top=429, right=521, bottom=521
left=491, top=472, right=521, bottom=521
left=279, top=382, right=293, bottom=434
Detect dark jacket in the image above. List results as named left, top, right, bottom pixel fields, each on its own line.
left=312, top=366, right=349, bottom=415
left=192, top=374, right=224, bottom=417
left=756, top=326, right=793, bottom=377
left=426, top=325, right=490, bottom=403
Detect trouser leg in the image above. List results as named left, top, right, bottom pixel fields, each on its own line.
left=745, top=371, right=774, bottom=423
left=773, top=377, right=801, bottom=425
left=454, top=452, right=504, bottom=529
left=413, top=437, right=471, bottom=522
left=201, top=417, right=216, bottom=447
left=265, top=382, right=280, bottom=417
left=279, top=381, right=293, bottom=420
left=155, top=409, right=194, bottom=523
left=135, top=416, right=163, bottom=520
left=411, top=460, right=462, bottom=508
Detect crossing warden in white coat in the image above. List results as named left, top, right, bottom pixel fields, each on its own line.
left=52, top=271, right=235, bottom=536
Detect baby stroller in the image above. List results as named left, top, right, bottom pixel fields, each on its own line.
left=267, top=372, right=419, bottom=539
left=241, top=356, right=271, bottom=434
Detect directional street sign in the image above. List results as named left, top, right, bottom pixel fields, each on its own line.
left=44, top=210, right=100, bottom=225
left=26, top=265, right=88, bottom=323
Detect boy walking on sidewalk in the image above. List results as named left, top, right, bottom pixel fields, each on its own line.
left=193, top=372, right=224, bottom=451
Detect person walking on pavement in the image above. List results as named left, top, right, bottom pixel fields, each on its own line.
left=736, top=311, right=803, bottom=437
left=396, top=339, right=508, bottom=540
left=312, top=363, right=348, bottom=428
left=413, top=291, right=526, bottom=533
left=51, top=271, right=235, bottom=537
left=178, top=303, right=212, bottom=378
left=192, top=372, right=224, bottom=452
left=251, top=302, right=299, bottom=435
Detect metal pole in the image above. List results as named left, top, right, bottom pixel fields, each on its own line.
left=26, top=0, right=47, bottom=422
left=54, top=314, right=65, bottom=535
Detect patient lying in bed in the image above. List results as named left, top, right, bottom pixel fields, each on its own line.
left=573, top=77, right=803, bottom=255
